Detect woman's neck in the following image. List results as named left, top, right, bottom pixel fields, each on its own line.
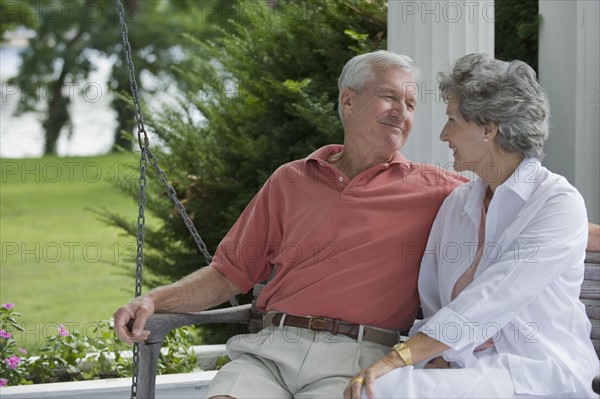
left=482, top=152, right=524, bottom=193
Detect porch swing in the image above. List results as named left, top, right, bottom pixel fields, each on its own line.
left=114, top=1, right=267, bottom=398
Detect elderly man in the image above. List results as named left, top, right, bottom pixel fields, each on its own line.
left=113, top=50, right=468, bottom=398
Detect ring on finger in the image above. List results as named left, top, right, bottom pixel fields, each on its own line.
left=351, top=376, right=365, bottom=386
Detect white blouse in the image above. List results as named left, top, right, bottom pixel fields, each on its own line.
left=416, top=158, right=599, bottom=396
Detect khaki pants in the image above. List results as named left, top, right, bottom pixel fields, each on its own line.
left=205, top=325, right=389, bottom=398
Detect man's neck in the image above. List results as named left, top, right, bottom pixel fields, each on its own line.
left=327, top=145, right=395, bottom=180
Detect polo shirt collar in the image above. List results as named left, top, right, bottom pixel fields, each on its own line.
left=304, top=144, right=409, bottom=167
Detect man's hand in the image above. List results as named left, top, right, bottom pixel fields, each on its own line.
left=113, top=296, right=155, bottom=344
left=424, top=356, right=450, bottom=369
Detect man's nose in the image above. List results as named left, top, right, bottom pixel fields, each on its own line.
left=390, top=100, right=407, bottom=120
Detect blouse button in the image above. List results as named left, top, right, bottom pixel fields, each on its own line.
left=338, top=176, right=344, bottom=183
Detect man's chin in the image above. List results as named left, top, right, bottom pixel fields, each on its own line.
left=388, top=136, right=407, bottom=151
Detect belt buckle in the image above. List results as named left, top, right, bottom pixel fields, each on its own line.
left=307, top=316, right=328, bottom=331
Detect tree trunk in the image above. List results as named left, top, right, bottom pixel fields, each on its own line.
left=42, top=29, right=85, bottom=155
left=42, top=69, right=70, bottom=155
left=111, top=77, right=134, bottom=152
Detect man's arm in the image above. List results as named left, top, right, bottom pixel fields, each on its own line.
left=113, top=266, right=241, bottom=344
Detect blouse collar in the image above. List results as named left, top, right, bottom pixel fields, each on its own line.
left=464, top=157, right=542, bottom=221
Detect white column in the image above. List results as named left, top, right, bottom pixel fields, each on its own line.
left=388, top=0, right=494, bottom=169
left=539, top=0, right=599, bottom=223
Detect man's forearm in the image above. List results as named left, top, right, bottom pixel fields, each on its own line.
left=147, top=266, right=241, bottom=313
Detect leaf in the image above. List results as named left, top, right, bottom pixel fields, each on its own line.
left=344, top=29, right=369, bottom=42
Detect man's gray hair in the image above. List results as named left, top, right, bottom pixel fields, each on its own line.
left=439, top=53, right=550, bottom=159
left=337, top=50, right=421, bottom=123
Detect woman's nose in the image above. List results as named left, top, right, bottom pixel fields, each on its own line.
left=439, top=125, right=448, bottom=142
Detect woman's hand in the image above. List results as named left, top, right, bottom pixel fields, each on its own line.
left=344, top=333, right=449, bottom=398
left=344, top=351, right=405, bottom=399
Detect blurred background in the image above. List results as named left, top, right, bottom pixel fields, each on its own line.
left=1, top=31, right=116, bottom=158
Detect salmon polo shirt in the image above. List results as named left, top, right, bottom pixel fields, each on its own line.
left=212, top=145, right=468, bottom=331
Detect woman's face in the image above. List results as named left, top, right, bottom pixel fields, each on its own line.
left=440, top=99, right=490, bottom=175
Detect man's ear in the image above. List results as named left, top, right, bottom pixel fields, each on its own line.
left=340, top=87, right=355, bottom=113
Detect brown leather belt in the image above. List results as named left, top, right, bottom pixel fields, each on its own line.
left=263, top=313, right=402, bottom=347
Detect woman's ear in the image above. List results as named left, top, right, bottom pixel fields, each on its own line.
left=484, top=123, right=499, bottom=141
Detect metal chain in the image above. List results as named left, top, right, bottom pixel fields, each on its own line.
left=145, top=149, right=214, bottom=264
left=114, top=3, right=144, bottom=398
left=114, top=1, right=237, bottom=398
left=130, top=146, right=147, bottom=399
left=115, top=0, right=216, bottom=262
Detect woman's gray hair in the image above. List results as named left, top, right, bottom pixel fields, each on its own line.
left=337, top=50, right=421, bottom=123
left=439, top=53, right=550, bottom=159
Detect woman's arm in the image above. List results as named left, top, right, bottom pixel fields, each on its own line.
left=345, top=332, right=449, bottom=399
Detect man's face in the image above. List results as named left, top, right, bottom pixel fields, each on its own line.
left=343, top=66, right=417, bottom=153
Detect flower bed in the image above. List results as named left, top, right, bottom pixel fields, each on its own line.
left=0, top=303, right=199, bottom=386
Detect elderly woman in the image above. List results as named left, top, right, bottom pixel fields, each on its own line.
left=345, top=54, right=599, bottom=398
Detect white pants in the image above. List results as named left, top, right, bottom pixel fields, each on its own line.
left=366, top=353, right=595, bottom=398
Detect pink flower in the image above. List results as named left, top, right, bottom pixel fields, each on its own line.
left=0, top=378, right=8, bottom=387
left=57, top=324, right=69, bottom=337
left=18, top=348, right=27, bottom=355
left=0, top=329, right=12, bottom=339
left=4, top=355, right=21, bottom=370
left=1, top=303, right=14, bottom=310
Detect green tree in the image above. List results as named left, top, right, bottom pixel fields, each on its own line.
left=4, top=0, right=228, bottom=154
left=107, top=0, right=242, bottom=151
left=0, top=0, right=37, bottom=38
left=6, top=0, right=96, bottom=154
left=106, top=1, right=387, bottom=336
left=494, top=0, right=539, bottom=72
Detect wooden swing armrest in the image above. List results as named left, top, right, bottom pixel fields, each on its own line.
left=127, top=303, right=253, bottom=344
left=125, top=303, right=253, bottom=399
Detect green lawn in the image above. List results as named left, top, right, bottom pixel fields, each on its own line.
left=0, top=153, right=156, bottom=352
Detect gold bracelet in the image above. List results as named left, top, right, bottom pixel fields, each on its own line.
left=392, top=342, right=413, bottom=366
